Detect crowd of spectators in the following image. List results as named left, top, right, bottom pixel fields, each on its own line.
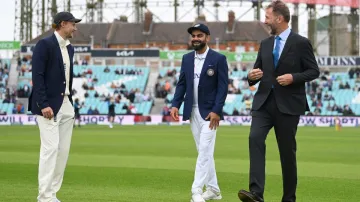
left=72, top=65, right=152, bottom=115
left=162, top=65, right=360, bottom=116
left=5, top=55, right=360, bottom=117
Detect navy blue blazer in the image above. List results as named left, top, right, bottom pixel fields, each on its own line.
left=28, top=34, right=74, bottom=116
left=171, top=49, right=229, bottom=121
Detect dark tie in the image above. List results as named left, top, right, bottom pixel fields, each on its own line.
left=273, top=36, right=281, bottom=68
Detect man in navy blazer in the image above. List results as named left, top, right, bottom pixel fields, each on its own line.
left=170, top=24, right=229, bottom=202
left=28, top=11, right=81, bottom=202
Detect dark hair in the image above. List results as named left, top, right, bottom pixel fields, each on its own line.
left=267, top=0, right=290, bottom=23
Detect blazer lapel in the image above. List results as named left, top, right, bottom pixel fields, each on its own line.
left=199, top=49, right=214, bottom=81
left=67, top=45, right=73, bottom=91
left=265, top=36, right=276, bottom=70
left=188, top=51, right=195, bottom=81
left=276, top=32, right=295, bottom=68
left=51, top=34, right=66, bottom=79
left=67, top=44, right=73, bottom=72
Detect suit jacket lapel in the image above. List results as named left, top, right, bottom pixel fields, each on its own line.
left=67, top=45, right=73, bottom=73
left=276, top=31, right=294, bottom=68
left=67, top=45, right=73, bottom=92
left=188, top=51, right=195, bottom=81
left=51, top=34, right=66, bottom=79
left=199, top=49, right=214, bottom=82
left=265, top=36, right=275, bottom=70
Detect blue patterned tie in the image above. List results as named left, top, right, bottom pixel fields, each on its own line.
left=273, top=36, right=281, bottom=68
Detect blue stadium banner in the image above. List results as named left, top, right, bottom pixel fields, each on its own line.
left=91, top=49, right=160, bottom=58
left=316, top=56, right=360, bottom=67
left=21, top=45, right=91, bottom=54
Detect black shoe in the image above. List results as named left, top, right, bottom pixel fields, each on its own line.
left=238, top=190, right=264, bottom=202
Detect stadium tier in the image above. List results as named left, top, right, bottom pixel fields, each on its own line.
left=10, top=65, right=154, bottom=115
left=162, top=69, right=360, bottom=116
left=0, top=59, right=11, bottom=115
left=72, top=65, right=152, bottom=115
left=3, top=61, right=360, bottom=116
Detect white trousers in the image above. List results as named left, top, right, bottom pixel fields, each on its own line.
left=190, top=107, right=220, bottom=195
left=36, top=96, right=75, bottom=202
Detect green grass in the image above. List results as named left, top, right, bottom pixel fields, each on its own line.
left=0, top=125, right=360, bottom=201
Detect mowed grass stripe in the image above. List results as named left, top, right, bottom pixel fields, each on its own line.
left=1, top=163, right=360, bottom=202
left=1, top=151, right=360, bottom=180
left=0, top=126, right=359, bottom=165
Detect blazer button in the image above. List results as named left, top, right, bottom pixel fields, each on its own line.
left=63, top=81, right=66, bottom=84
left=61, top=93, right=64, bottom=96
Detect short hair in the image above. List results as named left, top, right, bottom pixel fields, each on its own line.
left=266, top=0, right=290, bottom=23
left=52, top=23, right=61, bottom=30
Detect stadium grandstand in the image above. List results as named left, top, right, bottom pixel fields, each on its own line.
left=7, top=47, right=360, bottom=118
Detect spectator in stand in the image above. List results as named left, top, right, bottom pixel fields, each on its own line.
left=129, top=104, right=137, bottom=114
left=134, top=89, right=143, bottom=103
left=343, top=105, right=355, bottom=116
left=127, top=90, right=135, bottom=103
left=14, top=103, right=25, bottom=114
left=244, top=98, right=252, bottom=111
left=354, top=85, right=360, bottom=92
left=164, top=80, right=171, bottom=93
left=93, top=108, right=100, bottom=114
left=82, top=82, right=89, bottom=90
left=314, top=107, right=321, bottom=115
left=162, top=105, right=170, bottom=116
left=2, top=95, right=10, bottom=103
left=227, top=82, right=241, bottom=94
left=87, top=107, right=93, bottom=115
left=349, top=68, right=355, bottom=79
left=93, top=76, right=98, bottom=83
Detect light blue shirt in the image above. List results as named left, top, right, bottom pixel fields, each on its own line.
left=273, top=27, right=291, bottom=58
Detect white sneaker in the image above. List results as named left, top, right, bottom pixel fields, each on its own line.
left=202, top=189, right=222, bottom=200
left=191, top=194, right=206, bottom=202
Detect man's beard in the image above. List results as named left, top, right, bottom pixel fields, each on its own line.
left=65, top=31, right=73, bottom=39
left=269, top=24, right=277, bottom=35
left=192, top=40, right=206, bottom=51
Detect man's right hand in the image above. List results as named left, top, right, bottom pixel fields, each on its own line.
left=170, top=107, right=179, bottom=121
left=41, top=107, right=54, bottom=120
left=248, top=69, right=264, bottom=81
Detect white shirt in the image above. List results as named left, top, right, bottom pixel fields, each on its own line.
left=273, top=27, right=291, bottom=58
left=54, top=31, right=71, bottom=96
left=193, top=46, right=209, bottom=107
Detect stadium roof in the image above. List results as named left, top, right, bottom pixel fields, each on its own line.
left=26, top=23, right=111, bottom=45
left=25, top=20, right=270, bottom=46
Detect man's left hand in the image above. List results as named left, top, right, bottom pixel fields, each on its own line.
left=206, top=112, right=220, bottom=130
left=276, top=74, right=293, bottom=86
